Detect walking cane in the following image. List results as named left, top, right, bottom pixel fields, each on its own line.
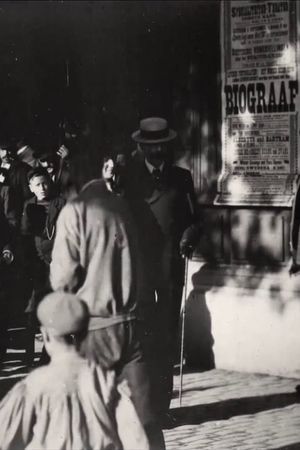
left=179, top=256, right=189, bottom=407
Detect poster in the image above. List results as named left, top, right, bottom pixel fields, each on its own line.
left=216, top=0, right=299, bottom=206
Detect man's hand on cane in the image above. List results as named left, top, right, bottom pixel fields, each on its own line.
left=179, top=224, right=199, bottom=258
left=179, top=241, right=193, bottom=258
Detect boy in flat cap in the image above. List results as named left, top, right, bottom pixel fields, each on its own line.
left=0, top=291, right=148, bottom=450
left=21, top=167, right=66, bottom=365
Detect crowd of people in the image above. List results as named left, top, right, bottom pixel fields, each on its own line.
left=0, top=117, right=200, bottom=449
left=0, top=134, right=75, bottom=365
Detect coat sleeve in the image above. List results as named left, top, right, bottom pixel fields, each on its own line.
left=50, top=201, right=84, bottom=292
left=20, top=201, right=31, bottom=235
left=0, top=381, right=35, bottom=450
left=184, top=170, right=197, bottom=222
left=290, top=179, right=300, bottom=255
left=1, top=186, right=18, bottom=232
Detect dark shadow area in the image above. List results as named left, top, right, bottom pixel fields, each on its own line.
left=271, top=445, right=300, bottom=450
left=172, top=384, right=230, bottom=399
left=173, top=365, right=212, bottom=376
left=1, top=323, right=42, bottom=377
left=1, top=350, right=41, bottom=366
left=165, top=392, right=300, bottom=429
left=184, top=263, right=218, bottom=370
left=194, top=209, right=225, bottom=264
left=0, top=1, right=221, bottom=167
left=192, top=206, right=294, bottom=320
left=0, top=364, right=27, bottom=377
left=231, top=210, right=285, bottom=269
left=1, top=352, right=26, bottom=364
left=0, top=344, right=42, bottom=400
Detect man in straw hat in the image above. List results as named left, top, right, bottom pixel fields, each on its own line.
left=0, top=291, right=149, bottom=450
left=130, top=117, right=199, bottom=423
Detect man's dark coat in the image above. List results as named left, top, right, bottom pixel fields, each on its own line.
left=128, top=159, right=196, bottom=288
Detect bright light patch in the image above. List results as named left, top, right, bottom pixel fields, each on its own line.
left=240, top=111, right=255, bottom=127
left=228, top=177, right=247, bottom=198
left=277, top=44, right=296, bottom=67
left=201, top=120, right=209, bottom=138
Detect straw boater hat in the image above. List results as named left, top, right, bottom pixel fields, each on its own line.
left=15, top=135, right=35, bottom=158
left=131, top=117, right=177, bottom=144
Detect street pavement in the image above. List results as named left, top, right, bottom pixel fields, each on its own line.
left=1, top=329, right=300, bottom=449
left=166, top=368, right=300, bottom=449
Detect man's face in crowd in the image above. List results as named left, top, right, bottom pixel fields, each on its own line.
left=0, top=148, right=13, bottom=164
left=29, top=175, right=51, bottom=201
left=141, top=143, right=168, bottom=168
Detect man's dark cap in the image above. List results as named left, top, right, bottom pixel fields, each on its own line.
left=27, top=167, right=51, bottom=183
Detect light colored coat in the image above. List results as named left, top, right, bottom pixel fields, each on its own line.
left=0, top=352, right=149, bottom=450
left=50, top=179, right=138, bottom=329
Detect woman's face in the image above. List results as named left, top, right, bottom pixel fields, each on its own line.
left=102, top=158, right=115, bottom=181
left=39, top=158, right=55, bottom=174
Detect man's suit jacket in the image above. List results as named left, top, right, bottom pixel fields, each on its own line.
left=7, top=161, right=32, bottom=223
left=0, top=184, right=18, bottom=231
left=128, top=159, right=197, bottom=286
left=21, top=195, right=66, bottom=265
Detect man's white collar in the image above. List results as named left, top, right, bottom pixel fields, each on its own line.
left=145, top=159, right=164, bottom=174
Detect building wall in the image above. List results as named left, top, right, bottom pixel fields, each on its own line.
left=183, top=0, right=300, bottom=377
left=186, top=259, right=300, bottom=377
left=185, top=207, right=300, bottom=377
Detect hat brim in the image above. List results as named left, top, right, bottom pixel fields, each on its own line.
left=131, top=129, right=177, bottom=144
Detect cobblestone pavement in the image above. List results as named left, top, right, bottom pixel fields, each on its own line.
left=1, top=332, right=300, bottom=449
left=165, top=369, right=300, bottom=450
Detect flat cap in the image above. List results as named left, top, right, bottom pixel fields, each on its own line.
left=37, top=291, right=89, bottom=336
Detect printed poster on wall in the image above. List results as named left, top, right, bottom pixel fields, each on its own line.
left=216, top=0, right=300, bottom=206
